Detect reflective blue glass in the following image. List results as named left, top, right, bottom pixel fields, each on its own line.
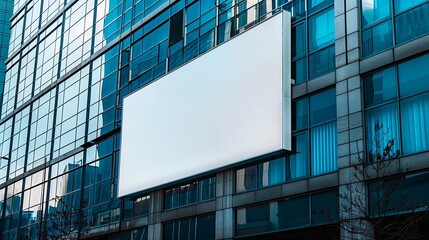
left=398, top=54, right=429, bottom=97
left=362, top=20, right=393, bottom=58
left=236, top=165, right=257, bottom=192
left=186, top=2, right=200, bottom=24
left=293, top=98, right=308, bottom=130
left=290, top=133, right=309, bottom=179
left=292, top=57, right=308, bottom=84
left=308, top=0, right=334, bottom=13
left=278, top=196, right=310, bottom=228
left=309, top=45, right=335, bottom=78
left=311, top=122, right=337, bottom=175
left=236, top=203, right=272, bottom=236
left=395, top=3, right=429, bottom=44
left=369, top=171, right=429, bottom=215
left=364, top=67, right=397, bottom=107
left=310, top=88, right=336, bottom=125
left=365, top=103, right=400, bottom=154
left=312, top=190, right=338, bottom=225
left=394, top=0, right=426, bottom=13
left=292, top=22, right=306, bottom=58
left=292, top=0, right=306, bottom=21
left=309, top=7, right=334, bottom=52
left=196, top=215, right=215, bottom=240
left=258, top=157, right=286, bottom=187
left=361, top=0, right=391, bottom=26
left=401, top=92, right=429, bottom=154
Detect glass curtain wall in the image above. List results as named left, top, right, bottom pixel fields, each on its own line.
left=361, top=0, right=429, bottom=58
left=364, top=53, right=429, bottom=155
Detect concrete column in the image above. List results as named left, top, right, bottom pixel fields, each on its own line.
left=215, top=169, right=234, bottom=239
left=335, top=0, right=372, bottom=239
left=148, top=190, right=163, bottom=240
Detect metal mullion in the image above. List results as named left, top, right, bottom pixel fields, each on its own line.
left=395, top=64, right=403, bottom=156
left=307, top=96, right=312, bottom=177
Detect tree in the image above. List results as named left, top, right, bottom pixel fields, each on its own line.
left=41, top=196, right=90, bottom=240
left=338, top=122, right=429, bottom=240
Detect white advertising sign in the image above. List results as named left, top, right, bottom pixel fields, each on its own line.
left=119, top=12, right=291, bottom=197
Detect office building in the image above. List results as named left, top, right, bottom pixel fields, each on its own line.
left=0, top=0, right=429, bottom=239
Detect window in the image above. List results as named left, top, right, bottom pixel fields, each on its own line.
left=361, top=20, right=393, bottom=57
left=308, top=7, right=335, bottom=78
left=369, top=171, right=429, bottom=216
left=164, top=176, right=216, bottom=210
left=364, top=53, right=429, bottom=155
left=236, top=190, right=338, bottom=237
left=361, top=0, right=429, bottom=58
left=236, top=157, right=286, bottom=193
left=395, top=3, right=429, bottom=44
left=163, top=214, right=215, bottom=240
left=123, top=195, right=151, bottom=219
left=308, top=0, right=334, bottom=13
left=309, top=7, right=334, bottom=52
left=394, top=0, right=426, bottom=13
left=293, top=88, right=337, bottom=176
left=361, top=0, right=391, bottom=26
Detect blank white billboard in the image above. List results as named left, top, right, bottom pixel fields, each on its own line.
left=119, top=12, right=291, bottom=197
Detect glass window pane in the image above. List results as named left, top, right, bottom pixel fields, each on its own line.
left=398, top=53, right=429, bottom=97
left=309, top=7, right=334, bottom=52
left=292, top=0, right=306, bottom=21
left=163, top=222, right=175, bottom=240
left=312, top=190, right=338, bottom=225
left=179, top=182, right=198, bottom=206
left=308, top=0, right=333, bottom=13
left=311, top=122, right=337, bottom=175
left=401, top=92, right=429, bottom=154
left=278, top=196, right=310, bottom=229
left=236, top=165, right=257, bottom=192
left=164, top=188, right=179, bottom=209
left=310, top=88, right=336, bottom=125
left=362, top=20, right=393, bottom=58
left=259, top=158, right=286, bottom=188
left=290, top=133, right=309, bottom=179
left=365, top=103, right=400, bottom=155
left=394, top=0, right=426, bottom=13
left=395, top=3, right=429, bottom=44
left=369, top=171, right=429, bottom=215
left=293, top=98, right=308, bottom=131
left=199, top=177, right=215, bottom=201
left=361, top=0, right=391, bottom=26
left=134, top=196, right=150, bottom=216
left=309, top=45, right=335, bottom=78
left=292, top=57, right=308, bottom=84
left=196, top=215, right=215, bottom=240
left=186, top=2, right=200, bottom=24
left=364, top=67, right=397, bottom=107
left=292, top=23, right=306, bottom=58
left=236, top=203, right=275, bottom=236
left=131, top=227, right=148, bottom=240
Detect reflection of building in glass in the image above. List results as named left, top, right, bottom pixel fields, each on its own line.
left=0, top=0, right=428, bottom=239
left=0, top=0, right=13, bottom=111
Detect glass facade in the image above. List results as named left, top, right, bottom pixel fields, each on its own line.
left=360, top=0, right=429, bottom=58
left=0, top=0, right=428, bottom=239
left=291, top=0, right=335, bottom=83
left=236, top=189, right=338, bottom=236
left=364, top=53, right=429, bottom=155
left=0, top=0, right=13, bottom=111
left=163, top=214, right=215, bottom=240
left=164, top=176, right=216, bottom=210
